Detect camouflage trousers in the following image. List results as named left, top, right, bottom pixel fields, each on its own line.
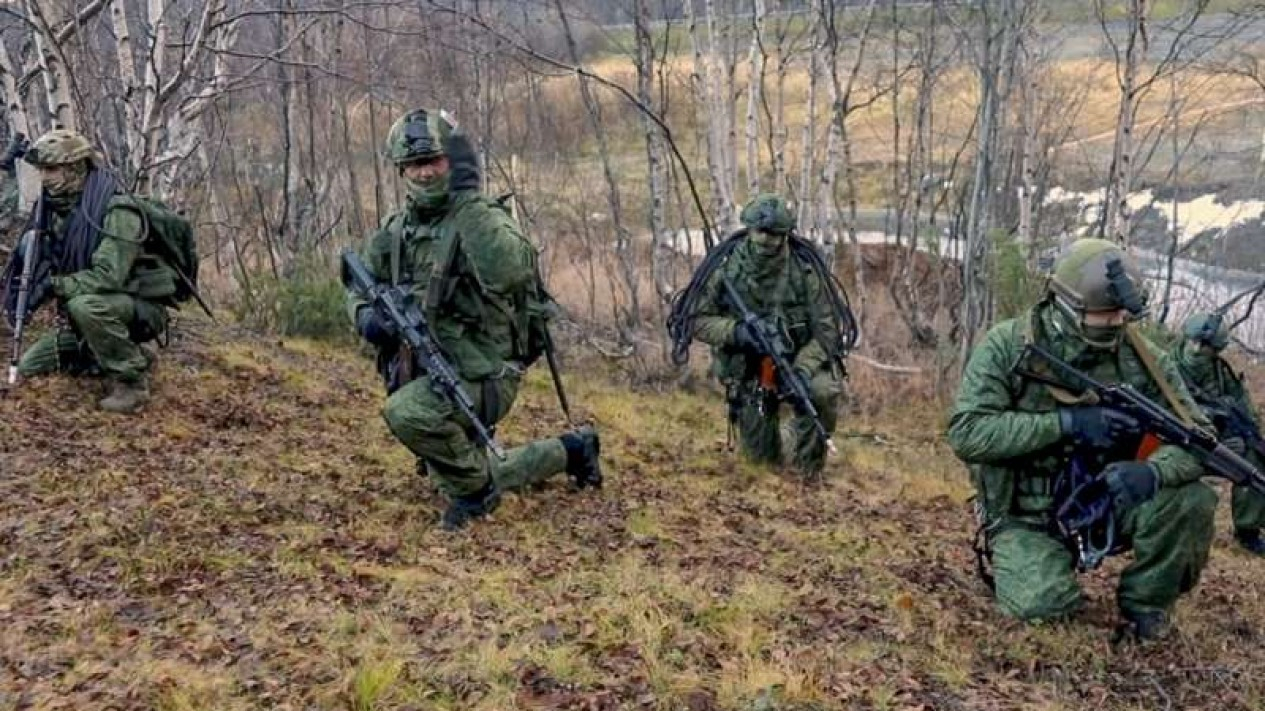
left=730, top=368, right=842, bottom=476
left=382, top=365, right=567, bottom=498
left=1232, top=483, right=1265, bottom=532
left=18, top=294, right=165, bottom=382
left=990, top=480, right=1217, bottom=621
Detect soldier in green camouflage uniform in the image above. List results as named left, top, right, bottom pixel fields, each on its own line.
left=0, top=132, right=27, bottom=225
left=347, top=108, right=601, bottom=530
left=689, top=195, right=845, bottom=477
left=2, top=130, right=174, bottom=413
left=1171, top=312, right=1265, bottom=555
left=948, top=238, right=1216, bottom=640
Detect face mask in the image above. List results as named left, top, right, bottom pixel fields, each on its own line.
left=405, top=173, right=449, bottom=213
left=1080, top=323, right=1124, bottom=350
left=749, top=229, right=786, bottom=255
left=1182, top=340, right=1217, bottom=371
left=1049, top=304, right=1122, bottom=350
left=41, top=162, right=87, bottom=199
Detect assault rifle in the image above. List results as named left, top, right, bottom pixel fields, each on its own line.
left=6, top=197, right=49, bottom=384
left=721, top=275, right=835, bottom=455
left=1197, top=394, right=1265, bottom=461
left=1016, top=342, right=1265, bottom=569
left=341, top=249, right=506, bottom=460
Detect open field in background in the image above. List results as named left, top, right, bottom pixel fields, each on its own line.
left=506, top=54, right=1264, bottom=224
left=586, top=1, right=1264, bottom=59
left=3, top=322, right=1265, bottom=709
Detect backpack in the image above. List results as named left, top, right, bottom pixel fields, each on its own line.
left=117, top=195, right=199, bottom=304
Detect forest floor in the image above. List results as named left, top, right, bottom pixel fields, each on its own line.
left=2, top=320, right=1265, bottom=711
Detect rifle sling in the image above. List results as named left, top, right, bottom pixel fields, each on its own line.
left=1123, top=324, right=1197, bottom=427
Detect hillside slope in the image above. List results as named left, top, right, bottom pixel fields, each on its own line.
left=1, top=323, right=1264, bottom=710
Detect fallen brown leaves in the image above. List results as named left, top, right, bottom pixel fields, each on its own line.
left=1, top=321, right=1263, bottom=710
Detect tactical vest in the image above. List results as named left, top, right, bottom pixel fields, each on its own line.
left=975, top=308, right=1193, bottom=522
left=709, top=246, right=820, bottom=383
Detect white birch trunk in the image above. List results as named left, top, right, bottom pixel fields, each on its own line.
left=744, top=0, right=767, bottom=197
left=685, top=0, right=734, bottom=232
left=1103, top=0, right=1147, bottom=246
left=636, top=0, right=672, bottom=304
left=1017, top=53, right=1036, bottom=260
left=111, top=0, right=143, bottom=168
left=137, top=0, right=171, bottom=191
left=771, top=0, right=789, bottom=194
left=26, top=0, right=76, bottom=129
left=797, top=1, right=822, bottom=233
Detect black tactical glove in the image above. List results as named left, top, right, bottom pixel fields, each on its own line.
left=732, top=316, right=790, bottom=356
left=355, top=306, right=396, bottom=347
left=1222, top=435, right=1247, bottom=457
left=732, top=320, right=763, bottom=354
left=1058, top=406, right=1140, bottom=450
left=1101, top=460, right=1160, bottom=513
left=443, top=132, right=481, bottom=193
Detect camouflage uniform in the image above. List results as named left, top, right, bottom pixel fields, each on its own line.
left=7, top=130, right=174, bottom=413
left=348, top=109, right=599, bottom=529
left=948, top=239, right=1215, bottom=636
left=691, top=195, right=844, bottom=476
left=0, top=132, right=26, bottom=224
left=1171, top=313, right=1265, bottom=553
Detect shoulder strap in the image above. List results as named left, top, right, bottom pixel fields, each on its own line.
left=388, top=215, right=404, bottom=287
left=1124, top=324, right=1197, bottom=426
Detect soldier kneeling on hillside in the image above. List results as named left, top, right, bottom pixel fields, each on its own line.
left=666, top=194, right=857, bottom=479
left=949, top=238, right=1218, bottom=641
left=2, top=130, right=189, bottom=414
left=345, top=108, right=601, bottom=531
left=1170, top=312, right=1265, bottom=555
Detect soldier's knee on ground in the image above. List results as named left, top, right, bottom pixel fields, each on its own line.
left=383, top=388, right=443, bottom=446
left=991, top=526, right=1084, bottom=622
left=996, top=574, right=1084, bottom=622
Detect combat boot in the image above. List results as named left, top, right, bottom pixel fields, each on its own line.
left=441, top=480, right=501, bottom=531
left=1115, top=609, right=1172, bottom=644
left=99, top=376, right=150, bottom=414
left=561, top=426, right=602, bottom=489
left=1235, top=528, right=1265, bottom=556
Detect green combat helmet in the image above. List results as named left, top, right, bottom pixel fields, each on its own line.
left=740, top=193, right=795, bottom=235
left=23, top=128, right=97, bottom=167
left=386, top=109, right=456, bottom=165
left=1182, top=312, right=1230, bottom=351
left=1047, top=238, right=1149, bottom=346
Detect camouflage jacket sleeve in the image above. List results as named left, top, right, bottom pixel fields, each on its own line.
left=345, top=221, right=396, bottom=324
left=792, top=265, right=841, bottom=374
left=691, top=268, right=738, bottom=349
left=1143, top=349, right=1209, bottom=488
left=448, top=196, right=534, bottom=296
left=947, top=320, right=1064, bottom=463
left=52, top=207, right=144, bottom=300
left=1223, top=361, right=1261, bottom=428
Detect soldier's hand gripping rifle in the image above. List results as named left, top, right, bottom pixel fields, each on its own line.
left=1198, top=395, right=1265, bottom=461
left=721, top=275, right=836, bottom=455
left=341, top=249, right=506, bottom=460
left=6, top=196, right=50, bottom=385
left=1018, top=342, right=1265, bottom=496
